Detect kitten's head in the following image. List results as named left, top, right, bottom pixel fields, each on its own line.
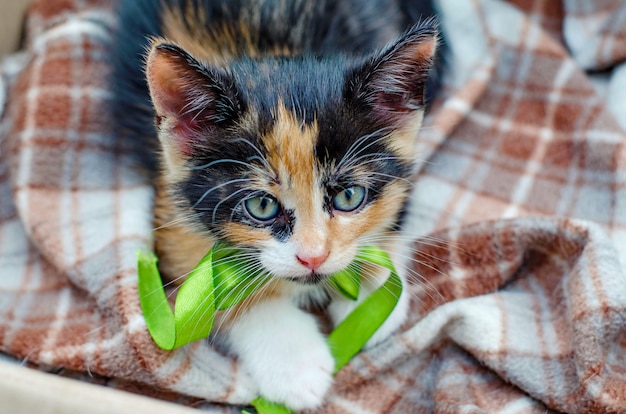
left=146, top=24, right=437, bottom=282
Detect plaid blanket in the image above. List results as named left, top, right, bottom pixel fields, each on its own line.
left=1, top=0, right=626, bottom=412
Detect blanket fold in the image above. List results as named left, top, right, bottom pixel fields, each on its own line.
left=1, top=0, right=626, bottom=412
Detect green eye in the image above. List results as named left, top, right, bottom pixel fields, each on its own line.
left=332, top=186, right=366, bottom=212
left=244, top=194, right=280, bottom=222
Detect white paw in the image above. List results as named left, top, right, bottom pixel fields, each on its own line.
left=255, top=338, right=334, bottom=410
left=227, top=299, right=334, bottom=410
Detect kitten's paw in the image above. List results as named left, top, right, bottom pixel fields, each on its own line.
left=256, top=341, right=334, bottom=410
left=228, top=300, right=334, bottom=410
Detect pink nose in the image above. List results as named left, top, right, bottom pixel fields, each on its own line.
left=296, top=252, right=329, bottom=271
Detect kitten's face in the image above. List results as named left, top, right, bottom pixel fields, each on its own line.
left=204, top=103, right=416, bottom=281
left=146, top=26, right=436, bottom=282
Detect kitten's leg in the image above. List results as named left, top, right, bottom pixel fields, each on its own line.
left=327, top=242, right=411, bottom=348
left=226, top=298, right=334, bottom=410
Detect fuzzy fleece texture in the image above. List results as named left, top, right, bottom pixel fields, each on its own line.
left=1, top=0, right=626, bottom=412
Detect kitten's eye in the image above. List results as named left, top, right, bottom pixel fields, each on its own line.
left=332, top=186, right=366, bottom=212
left=244, top=194, right=280, bottom=222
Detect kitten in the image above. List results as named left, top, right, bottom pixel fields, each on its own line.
left=111, top=0, right=439, bottom=410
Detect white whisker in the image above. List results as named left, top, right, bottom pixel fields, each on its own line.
left=227, top=137, right=274, bottom=173
left=191, top=177, right=253, bottom=209
left=153, top=212, right=205, bottom=231
left=336, top=126, right=393, bottom=171
left=210, top=187, right=257, bottom=222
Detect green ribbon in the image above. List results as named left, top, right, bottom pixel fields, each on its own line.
left=138, top=243, right=401, bottom=413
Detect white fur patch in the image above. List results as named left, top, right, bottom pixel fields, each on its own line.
left=226, top=298, right=334, bottom=410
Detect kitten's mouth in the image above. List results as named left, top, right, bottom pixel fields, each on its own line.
left=287, top=272, right=327, bottom=285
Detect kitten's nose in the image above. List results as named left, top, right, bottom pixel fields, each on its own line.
left=296, top=251, right=329, bottom=271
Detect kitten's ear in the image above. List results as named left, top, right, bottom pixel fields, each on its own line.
left=346, top=24, right=438, bottom=126
left=145, top=40, right=241, bottom=158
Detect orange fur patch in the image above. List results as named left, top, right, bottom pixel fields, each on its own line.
left=153, top=178, right=215, bottom=281
left=161, top=5, right=296, bottom=67
left=161, top=6, right=236, bottom=67
left=387, top=111, right=425, bottom=159
left=262, top=102, right=320, bottom=222
left=223, top=222, right=273, bottom=246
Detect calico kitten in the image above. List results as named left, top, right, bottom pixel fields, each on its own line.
left=111, top=0, right=439, bottom=410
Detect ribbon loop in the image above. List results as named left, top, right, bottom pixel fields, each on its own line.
left=138, top=244, right=402, bottom=413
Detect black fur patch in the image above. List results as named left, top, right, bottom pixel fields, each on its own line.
left=109, top=0, right=443, bottom=175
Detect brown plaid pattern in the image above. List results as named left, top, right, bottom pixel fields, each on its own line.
left=1, top=0, right=625, bottom=412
